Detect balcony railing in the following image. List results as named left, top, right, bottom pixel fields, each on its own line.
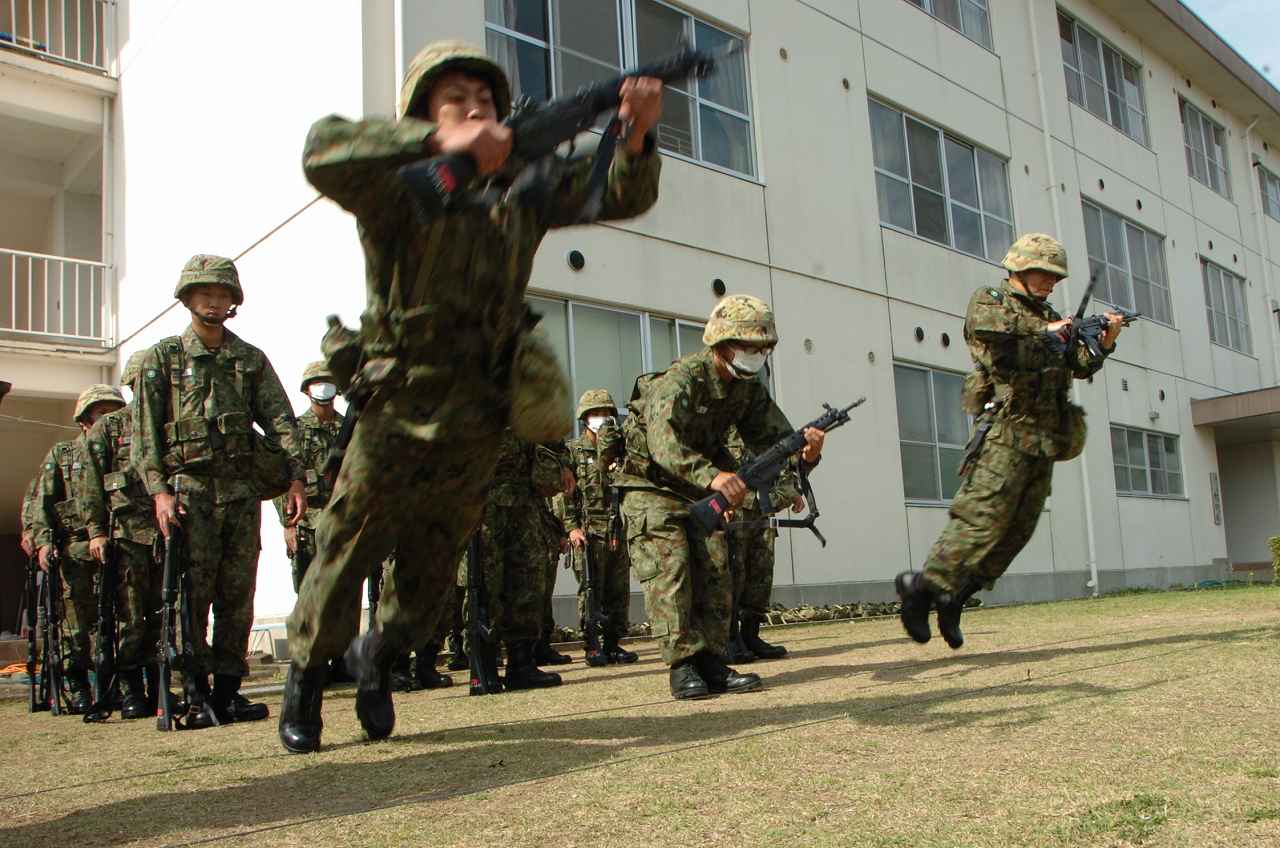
left=0, top=0, right=113, bottom=73
left=0, top=247, right=112, bottom=346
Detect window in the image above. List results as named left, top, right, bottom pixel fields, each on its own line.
left=1181, top=99, right=1231, bottom=197
left=869, top=99, right=1014, bottom=262
left=484, top=0, right=754, bottom=177
left=1259, top=165, right=1280, bottom=221
left=1111, top=425, right=1183, bottom=497
left=1058, top=12, right=1148, bottom=146
left=1081, top=201, right=1173, bottom=325
left=905, top=0, right=993, bottom=50
left=1201, top=260, right=1252, bottom=354
left=894, top=364, right=970, bottom=502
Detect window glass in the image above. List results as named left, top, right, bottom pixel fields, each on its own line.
left=486, top=0, right=549, bottom=40
left=571, top=304, right=644, bottom=411
left=700, top=105, right=753, bottom=175
left=894, top=365, right=934, bottom=443
left=1203, top=260, right=1251, bottom=353
left=876, top=173, right=914, bottom=231
left=906, top=118, right=944, bottom=192
left=946, top=137, right=979, bottom=207
left=486, top=29, right=552, bottom=103
left=870, top=100, right=909, bottom=177
left=1112, top=425, right=1183, bottom=496
left=677, top=322, right=705, bottom=358
left=649, top=316, right=677, bottom=370
left=694, top=21, right=749, bottom=113
left=528, top=296, right=571, bottom=374
left=895, top=364, right=969, bottom=501
left=901, top=444, right=940, bottom=501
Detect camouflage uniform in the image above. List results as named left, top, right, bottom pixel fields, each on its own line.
left=274, top=404, right=343, bottom=591
left=133, top=257, right=303, bottom=695
left=900, top=234, right=1113, bottom=648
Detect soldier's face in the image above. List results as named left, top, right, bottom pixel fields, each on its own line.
left=427, top=72, right=498, bottom=126
left=1018, top=270, right=1062, bottom=300
left=81, top=401, right=124, bottom=429
left=186, top=285, right=234, bottom=325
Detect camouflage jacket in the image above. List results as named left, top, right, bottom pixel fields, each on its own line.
left=132, top=326, right=303, bottom=504
left=301, top=114, right=660, bottom=440
left=20, top=473, right=40, bottom=541
left=272, top=408, right=343, bottom=529
left=616, top=348, right=795, bottom=502
left=726, top=426, right=801, bottom=517
left=965, top=278, right=1112, bottom=457
left=558, top=421, right=623, bottom=537
left=81, top=405, right=159, bottom=546
left=30, top=438, right=91, bottom=548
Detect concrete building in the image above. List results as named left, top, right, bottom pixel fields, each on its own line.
left=3, top=0, right=1279, bottom=641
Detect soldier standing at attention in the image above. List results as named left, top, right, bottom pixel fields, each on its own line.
left=281, top=41, right=662, bottom=752
left=615, top=296, right=826, bottom=700
left=31, top=384, right=128, bottom=714
left=81, top=353, right=164, bottom=718
left=895, top=234, right=1125, bottom=648
left=133, top=255, right=306, bottom=728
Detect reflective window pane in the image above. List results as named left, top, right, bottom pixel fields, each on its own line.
left=940, top=447, right=966, bottom=499
left=487, top=30, right=551, bottom=103
left=901, top=444, right=940, bottom=501
left=695, top=22, right=748, bottom=113
left=977, top=149, right=1012, bottom=220
left=700, top=105, right=754, bottom=175
left=553, top=0, right=619, bottom=65
left=528, top=296, right=570, bottom=374
left=1113, top=463, right=1130, bottom=491
left=961, top=0, right=992, bottom=49
left=933, top=0, right=962, bottom=30
left=913, top=186, right=950, bottom=244
left=870, top=101, right=909, bottom=178
left=677, top=322, right=705, bottom=358
left=486, top=0, right=549, bottom=40
left=906, top=118, right=944, bottom=192
left=655, top=89, right=696, bottom=158
left=952, top=204, right=984, bottom=257
left=934, top=372, right=968, bottom=445
left=983, top=217, right=1014, bottom=263
left=649, top=316, right=676, bottom=370
left=636, top=0, right=688, bottom=88
left=945, top=137, right=979, bottom=207
left=894, top=365, right=935, bottom=443
left=877, top=173, right=914, bottom=230
left=571, top=304, right=644, bottom=413
left=1083, top=204, right=1105, bottom=259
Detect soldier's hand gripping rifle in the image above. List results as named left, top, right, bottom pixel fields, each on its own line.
left=465, top=532, right=503, bottom=696
left=84, top=531, right=120, bottom=723
left=26, top=553, right=47, bottom=713
left=399, top=42, right=741, bottom=222
left=1044, top=271, right=1140, bottom=360
left=689, top=399, right=867, bottom=547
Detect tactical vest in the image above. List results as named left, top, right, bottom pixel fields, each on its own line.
left=299, top=420, right=337, bottom=508
left=155, top=336, right=255, bottom=476
left=618, top=371, right=665, bottom=488
left=50, top=442, right=88, bottom=541
left=99, top=411, right=149, bottom=513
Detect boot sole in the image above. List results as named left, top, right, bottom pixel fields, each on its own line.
left=672, top=689, right=713, bottom=700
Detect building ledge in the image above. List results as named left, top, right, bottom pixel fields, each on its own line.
left=0, top=48, right=116, bottom=96
left=1191, top=386, right=1280, bottom=444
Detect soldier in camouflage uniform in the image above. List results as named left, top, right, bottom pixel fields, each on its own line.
left=31, top=384, right=128, bottom=714
left=281, top=40, right=661, bottom=752
left=559, top=389, right=638, bottom=666
left=896, top=234, right=1124, bottom=648
left=535, top=465, right=574, bottom=667
left=616, top=296, right=826, bottom=700
left=20, top=473, right=39, bottom=559
left=134, top=255, right=306, bottom=728
left=81, top=354, right=162, bottom=719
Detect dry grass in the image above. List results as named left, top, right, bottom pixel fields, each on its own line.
left=2, top=586, right=1278, bottom=848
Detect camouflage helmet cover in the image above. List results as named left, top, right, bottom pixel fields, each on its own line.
left=398, top=40, right=512, bottom=122
left=702, top=295, right=779, bottom=347
left=120, top=350, right=149, bottom=386
left=174, top=254, right=244, bottom=305
left=1001, top=233, right=1069, bottom=278
left=74, top=384, right=126, bottom=423
left=299, top=360, right=335, bottom=393
left=576, top=388, right=617, bottom=420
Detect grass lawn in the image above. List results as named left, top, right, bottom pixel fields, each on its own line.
left=2, top=586, right=1277, bottom=847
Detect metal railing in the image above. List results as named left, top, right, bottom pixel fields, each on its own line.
left=0, top=247, right=112, bottom=346
left=0, top=0, right=113, bottom=73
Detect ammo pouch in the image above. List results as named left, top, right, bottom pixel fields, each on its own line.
left=1054, top=402, right=1088, bottom=462
left=509, top=321, right=573, bottom=443
left=252, top=432, right=293, bottom=501
left=303, top=468, right=330, bottom=507
left=53, top=499, right=83, bottom=531
left=103, top=470, right=145, bottom=512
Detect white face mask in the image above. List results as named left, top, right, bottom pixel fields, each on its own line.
left=308, top=382, right=337, bottom=402
left=729, top=348, right=768, bottom=378
left=586, top=415, right=610, bottom=433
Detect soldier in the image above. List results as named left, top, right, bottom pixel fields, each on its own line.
left=895, top=234, right=1125, bottom=648
left=80, top=353, right=163, bottom=719
left=561, top=389, right=638, bottom=666
left=535, top=489, right=574, bottom=667
left=281, top=40, right=661, bottom=752
left=20, top=473, right=39, bottom=560
left=31, top=384, right=128, bottom=714
left=133, top=255, right=306, bottom=728
left=615, top=296, right=826, bottom=700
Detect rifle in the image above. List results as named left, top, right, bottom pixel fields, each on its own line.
left=571, top=492, right=606, bottom=667
left=689, top=398, right=866, bottom=545
left=26, top=555, right=47, bottom=713
left=465, top=532, right=502, bottom=695
left=43, top=549, right=67, bottom=715
left=1044, top=271, right=1140, bottom=360
left=367, top=558, right=382, bottom=623
left=399, top=42, right=741, bottom=221
left=156, top=520, right=219, bottom=730
left=84, top=533, right=120, bottom=723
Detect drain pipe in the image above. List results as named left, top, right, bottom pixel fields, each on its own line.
left=1028, top=0, right=1101, bottom=597
left=1242, top=118, right=1280, bottom=383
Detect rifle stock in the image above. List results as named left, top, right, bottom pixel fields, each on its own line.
left=466, top=532, right=502, bottom=695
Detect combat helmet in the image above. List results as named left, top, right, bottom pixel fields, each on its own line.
left=399, top=40, right=512, bottom=122
left=702, top=295, right=779, bottom=348
left=299, top=360, right=335, bottom=393
left=120, top=350, right=149, bottom=387
left=74, top=384, right=126, bottom=423
left=1001, top=233, right=1069, bottom=279
left=174, top=254, right=244, bottom=305
left=576, top=388, right=617, bottom=420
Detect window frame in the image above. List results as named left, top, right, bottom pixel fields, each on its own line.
left=1080, top=199, right=1175, bottom=327
left=1180, top=98, right=1232, bottom=199
left=869, top=97, right=1015, bottom=264
left=904, top=0, right=994, bottom=51
left=894, top=362, right=972, bottom=505
left=1058, top=10, right=1149, bottom=147
left=1258, top=164, right=1280, bottom=221
left=1110, top=424, right=1185, bottom=499
left=1201, top=259, right=1253, bottom=355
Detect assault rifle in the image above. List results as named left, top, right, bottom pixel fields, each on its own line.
left=465, top=532, right=503, bottom=696
left=399, top=42, right=741, bottom=221
left=571, top=493, right=607, bottom=668
left=689, top=399, right=866, bottom=546
left=84, top=532, right=120, bottom=723
left=42, top=549, right=67, bottom=715
left=1044, top=271, right=1140, bottom=360
left=26, top=554, right=47, bottom=713
left=156, top=521, right=218, bottom=730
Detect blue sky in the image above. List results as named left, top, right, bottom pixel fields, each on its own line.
left=1182, top=0, right=1279, bottom=86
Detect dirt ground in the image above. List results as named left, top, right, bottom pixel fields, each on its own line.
left=2, top=586, right=1277, bottom=848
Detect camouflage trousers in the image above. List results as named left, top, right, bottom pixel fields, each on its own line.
left=540, top=546, right=560, bottom=638
left=922, top=442, right=1054, bottom=593
left=287, top=395, right=500, bottom=670
left=56, top=547, right=96, bottom=674
left=180, top=495, right=261, bottom=679
left=728, top=515, right=777, bottom=620
left=106, top=538, right=162, bottom=671
left=290, top=525, right=317, bottom=594
left=458, top=497, right=548, bottom=649
left=621, top=489, right=730, bottom=666
left=570, top=536, right=631, bottom=636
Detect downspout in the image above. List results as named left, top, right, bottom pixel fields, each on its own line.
left=1242, top=118, right=1280, bottom=384
left=101, top=95, right=115, bottom=382
left=1028, top=0, right=1101, bottom=597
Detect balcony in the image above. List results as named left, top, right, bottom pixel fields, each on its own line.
left=0, top=0, right=114, bottom=74
left=0, top=247, right=110, bottom=346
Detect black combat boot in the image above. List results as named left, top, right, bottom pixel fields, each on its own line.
left=344, top=628, right=397, bottom=741
left=669, top=657, right=711, bottom=700
left=119, top=668, right=149, bottom=720
left=212, top=674, right=269, bottom=723
left=446, top=631, right=468, bottom=671
left=726, top=617, right=755, bottom=664
left=696, top=651, right=762, bottom=694
left=413, top=643, right=453, bottom=689
left=936, top=579, right=983, bottom=650
left=896, top=570, right=945, bottom=645
left=534, top=634, right=573, bottom=666
left=327, top=655, right=356, bottom=685
left=603, top=632, right=639, bottom=664
left=278, top=663, right=327, bottom=754
left=503, top=641, right=562, bottom=690
left=389, top=652, right=416, bottom=693
left=181, top=674, right=221, bottom=730
left=741, top=616, right=787, bottom=659
left=66, top=669, right=93, bottom=715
